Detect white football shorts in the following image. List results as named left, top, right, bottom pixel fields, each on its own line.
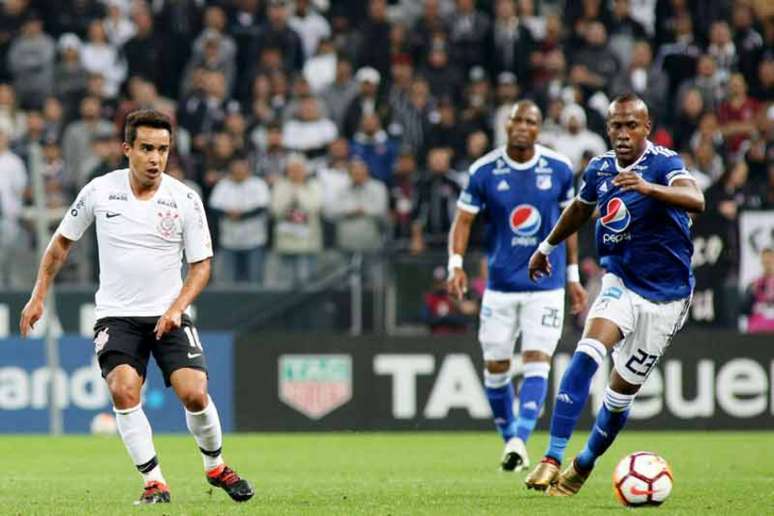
left=586, top=273, right=691, bottom=385
left=478, top=288, right=565, bottom=361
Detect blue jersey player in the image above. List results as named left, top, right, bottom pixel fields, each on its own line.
left=448, top=100, right=588, bottom=472
left=524, top=94, right=705, bottom=495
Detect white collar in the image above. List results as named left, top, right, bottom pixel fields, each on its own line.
left=615, top=141, right=651, bottom=173
left=501, top=145, right=540, bottom=170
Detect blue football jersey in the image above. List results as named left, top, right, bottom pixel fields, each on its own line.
left=577, top=142, right=695, bottom=301
left=458, top=144, right=575, bottom=292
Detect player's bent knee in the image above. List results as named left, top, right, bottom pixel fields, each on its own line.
left=609, top=370, right=641, bottom=395
left=485, top=359, right=511, bottom=374
left=523, top=361, right=550, bottom=379
left=108, top=381, right=141, bottom=409
left=178, top=387, right=209, bottom=412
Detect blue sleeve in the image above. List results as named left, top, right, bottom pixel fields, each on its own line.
left=577, top=164, right=598, bottom=205
left=658, top=154, right=694, bottom=186
left=457, top=167, right=486, bottom=214
left=559, top=164, right=575, bottom=207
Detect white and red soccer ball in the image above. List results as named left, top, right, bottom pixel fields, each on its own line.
left=612, top=451, right=673, bottom=507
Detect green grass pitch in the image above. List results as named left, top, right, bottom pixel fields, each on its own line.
left=2, top=431, right=772, bottom=515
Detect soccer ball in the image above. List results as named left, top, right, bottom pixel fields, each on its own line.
left=90, top=412, right=118, bottom=436
left=612, top=451, right=673, bottom=507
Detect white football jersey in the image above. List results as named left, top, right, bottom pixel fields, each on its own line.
left=58, top=169, right=213, bottom=319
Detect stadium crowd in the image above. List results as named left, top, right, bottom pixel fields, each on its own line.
left=0, top=0, right=770, bottom=295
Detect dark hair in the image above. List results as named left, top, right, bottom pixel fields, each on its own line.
left=124, top=109, right=173, bottom=146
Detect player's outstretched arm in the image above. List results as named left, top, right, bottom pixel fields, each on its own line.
left=613, top=174, right=705, bottom=213
left=154, top=258, right=212, bottom=340
left=447, top=209, right=476, bottom=300
left=529, top=200, right=595, bottom=282
left=20, top=233, right=74, bottom=337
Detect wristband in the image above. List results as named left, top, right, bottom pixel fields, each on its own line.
left=448, top=253, right=463, bottom=272
left=567, top=264, right=580, bottom=283
left=537, top=240, right=557, bottom=255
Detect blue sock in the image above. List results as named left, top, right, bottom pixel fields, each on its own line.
left=545, top=339, right=607, bottom=463
left=515, top=362, right=550, bottom=443
left=485, top=377, right=517, bottom=442
left=576, top=387, right=634, bottom=471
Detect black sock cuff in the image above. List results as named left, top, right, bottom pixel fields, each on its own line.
left=137, top=455, right=158, bottom=473
left=199, top=446, right=222, bottom=458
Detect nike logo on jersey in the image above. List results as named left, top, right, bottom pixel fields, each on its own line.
left=187, top=352, right=202, bottom=359
left=497, top=179, right=510, bottom=191
left=106, top=212, right=121, bottom=218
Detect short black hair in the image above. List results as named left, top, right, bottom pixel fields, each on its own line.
left=124, top=109, right=173, bottom=146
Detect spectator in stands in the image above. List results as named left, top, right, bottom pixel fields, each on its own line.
left=425, top=97, right=466, bottom=162
left=449, top=0, right=491, bottom=74
left=271, top=154, right=323, bottom=288
left=87, top=131, right=125, bottom=181
left=282, top=95, right=338, bottom=159
left=123, top=6, right=164, bottom=89
left=303, top=37, right=337, bottom=94
left=742, top=248, right=774, bottom=334
left=329, top=157, right=388, bottom=254
left=420, top=40, right=464, bottom=102
left=184, top=70, right=229, bottom=153
left=321, top=55, right=358, bottom=131
left=342, top=66, right=386, bottom=139
left=409, top=0, right=448, bottom=63
left=81, top=19, right=127, bottom=99
left=541, top=103, right=606, bottom=175
left=201, top=131, right=236, bottom=198
left=183, top=30, right=237, bottom=98
left=40, top=136, right=69, bottom=209
left=422, top=265, right=477, bottom=334
left=54, top=33, right=88, bottom=114
left=253, top=122, right=287, bottom=187
left=102, top=0, right=135, bottom=48
left=61, top=95, right=114, bottom=188
left=390, top=148, right=418, bottom=244
left=318, top=137, right=352, bottom=225
left=355, top=0, right=391, bottom=80
left=250, top=0, right=304, bottom=74
left=41, top=96, right=64, bottom=141
left=611, top=40, right=668, bottom=123
left=410, top=146, right=460, bottom=254
left=606, top=0, right=648, bottom=70
left=707, top=20, right=736, bottom=84
left=193, top=5, right=237, bottom=69
left=0, top=127, right=27, bottom=288
left=718, top=73, right=762, bottom=155
left=209, top=156, right=271, bottom=284
left=655, top=13, right=700, bottom=104
left=493, top=72, right=519, bottom=147
left=7, top=10, right=54, bottom=109
left=732, top=4, right=765, bottom=82
left=391, top=76, right=431, bottom=157
left=486, top=0, right=534, bottom=88
left=350, top=112, right=398, bottom=185
left=750, top=56, right=773, bottom=102
left=569, top=21, right=620, bottom=95
left=673, top=88, right=705, bottom=152
left=455, top=130, right=489, bottom=173
left=290, top=0, right=331, bottom=60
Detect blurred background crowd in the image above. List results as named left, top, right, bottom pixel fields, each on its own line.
left=0, top=0, right=770, bottom=331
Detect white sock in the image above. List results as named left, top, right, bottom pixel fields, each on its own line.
left=114, top=403, right=166, bottom=484
left=185, top=395, right=225, bottom=471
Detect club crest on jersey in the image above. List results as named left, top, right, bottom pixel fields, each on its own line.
left=600, top=198, right=631, bottom=233
left=509, top=204, right=542, bottom=237
left=157, top=210, right=180, bottom=238
left=536, top=175, right=552, bottom=190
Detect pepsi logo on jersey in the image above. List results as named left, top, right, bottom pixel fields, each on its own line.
left=601, top=198, right=632, bottom=244
left=509, top=204, right=542, bottom=246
